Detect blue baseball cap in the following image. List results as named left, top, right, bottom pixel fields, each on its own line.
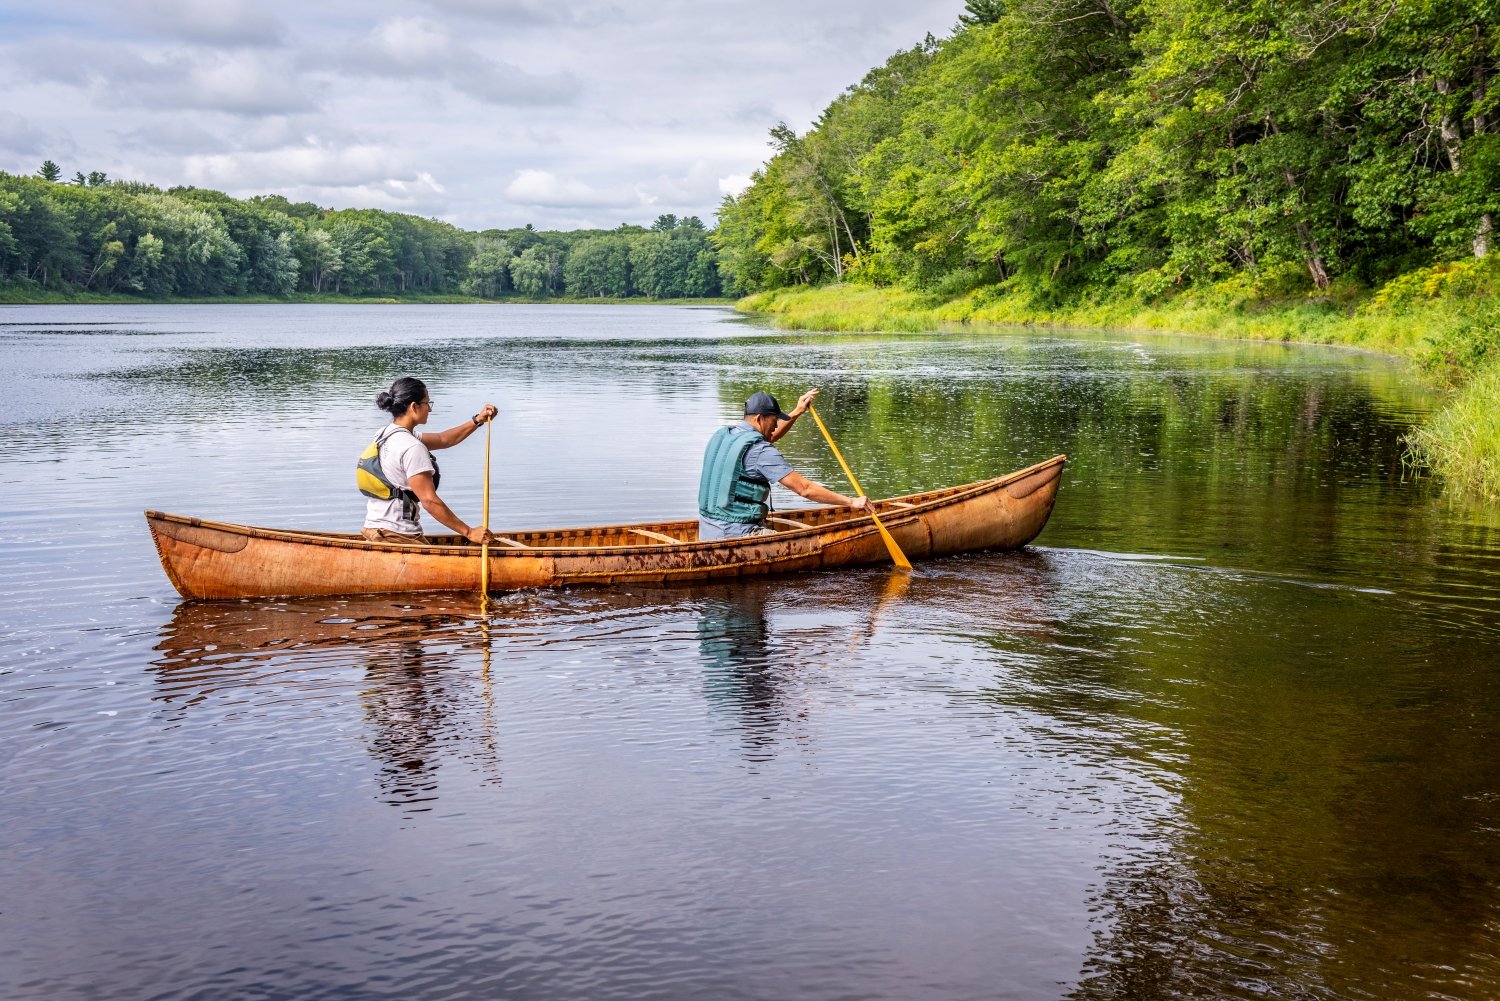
left=744, top=391, right=792, bottom=421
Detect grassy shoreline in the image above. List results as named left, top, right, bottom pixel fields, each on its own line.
left=739, top=282, right=1500, bottom=501
left=6, top=282, right=1491, bottom=497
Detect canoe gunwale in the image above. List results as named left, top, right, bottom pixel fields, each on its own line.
left=144, top=454, right=1066, bottom=560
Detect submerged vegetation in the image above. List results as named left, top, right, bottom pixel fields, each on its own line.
left=715, top=0, right=1500, bottom=498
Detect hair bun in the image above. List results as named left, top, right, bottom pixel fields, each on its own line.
left=375, top=391, right=394, bottom=411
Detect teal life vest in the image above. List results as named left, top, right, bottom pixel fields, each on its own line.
left=357, top=427, right=439, bottom=520
left=698, top=423, right=771, bottom=524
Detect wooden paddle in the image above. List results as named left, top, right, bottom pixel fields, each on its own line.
left=806, top=404, right=912, bottom=572
left=480, top=414, right=492, bottom=603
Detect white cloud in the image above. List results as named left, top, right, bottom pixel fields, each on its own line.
left=340, top=17, right=579, bottom=105
left=169, top=52, right=316, bottom=114
left=718, top=175, right=752, bottom=197
left=182, top=144, right=434, bottom=191
left=115, top=119, right=227, bottom=155
left=504, top=169, right=639, bottom=209
left=10, top=39, right=137, bottom=89
left=292, top=174, right=450, bottom=212
left=417, top=0, right=564, bottom=26
left=123, top=0, right=287, bottom=47
left=0, top=113, right=69, bottom=160
left=349, top=17, right=452, bottom=73
left=11, top=42, right=315, bottom=115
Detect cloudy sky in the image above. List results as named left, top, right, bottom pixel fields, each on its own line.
left=0, top=0, right=966, bottom=231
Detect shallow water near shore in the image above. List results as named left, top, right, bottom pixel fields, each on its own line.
left=3, top=303, right=1499, bottom=1000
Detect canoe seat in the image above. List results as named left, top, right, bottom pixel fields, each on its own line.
left=490, top=536, right=531, bottom=549
left=886, top=502, right=915, bottom=509
left=766, top=516, right=811, bottom=529
left=628, top=528, right=681, bottom=545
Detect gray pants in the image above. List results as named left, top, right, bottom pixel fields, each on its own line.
left=698, top=518, right=779, bottom=541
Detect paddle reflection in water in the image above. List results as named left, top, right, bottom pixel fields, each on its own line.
left=358, top=628, right=498, bottom=814
left=151, top=595, right=503, bottom=813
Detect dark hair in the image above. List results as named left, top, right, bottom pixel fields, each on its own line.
left=375, top=377, right=427, bottom=416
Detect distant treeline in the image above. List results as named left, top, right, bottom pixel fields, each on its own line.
left=0, top=165, right=723, bottom=300
left=715, top=0, right=1500, bottom=303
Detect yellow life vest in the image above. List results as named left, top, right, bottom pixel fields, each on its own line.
left=356, top=427, right=434, bottom=503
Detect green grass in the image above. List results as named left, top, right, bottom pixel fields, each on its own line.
left=740, top=283, right=1447, bottom=356
left=1407, top=361, right=1500, bottom=500
left=741, top=281, right=1500, bottom=501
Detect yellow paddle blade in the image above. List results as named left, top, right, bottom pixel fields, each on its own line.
left=870, top=510, right=913, bottom=571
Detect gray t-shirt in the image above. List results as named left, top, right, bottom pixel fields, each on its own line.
left=363, top=425, right=434, bottom=535
left=699, top=422, right=795, bottom=541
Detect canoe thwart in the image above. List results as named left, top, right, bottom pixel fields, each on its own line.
left=766, top=516, right=811, bottom=529
left=628, top=528, right=682, bottom=545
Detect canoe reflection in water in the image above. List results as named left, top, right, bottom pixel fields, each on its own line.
left=149, top=563, right=1044, bottom=808
left=151, top=595, right=503, bottom=814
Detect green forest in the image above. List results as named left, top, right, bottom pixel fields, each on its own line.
left=714, top=0, right=1500, bottom=497
left=717, top=0, right=1497, bottom=301
left=0, top=166, right=722, bottom=301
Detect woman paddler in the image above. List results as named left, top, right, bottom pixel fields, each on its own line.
left=358, top=376, right=497, bottom=545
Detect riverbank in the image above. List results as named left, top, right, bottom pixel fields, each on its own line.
left=741, top=273, right=1500, bottom=500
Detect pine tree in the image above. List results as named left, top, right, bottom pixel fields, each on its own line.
left=957, top=0, right=1005, bottom=27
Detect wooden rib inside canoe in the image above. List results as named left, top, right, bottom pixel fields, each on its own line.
left=146, top=454, right=1066, bottom=600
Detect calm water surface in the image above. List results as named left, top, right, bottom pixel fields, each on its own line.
left=3, top=304, right=1499, bottom=1000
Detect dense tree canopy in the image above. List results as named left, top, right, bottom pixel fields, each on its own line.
left=715, top=0, right=1500, bottom=304
left=0, top=171, right=723, bottom=300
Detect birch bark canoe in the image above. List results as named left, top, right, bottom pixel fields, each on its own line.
left=146, top=454, right=1065, bottom=600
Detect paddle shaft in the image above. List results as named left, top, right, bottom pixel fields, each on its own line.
left=480, top=417, right=491, bottom=597
left=806, top=405, right=912, bottom=571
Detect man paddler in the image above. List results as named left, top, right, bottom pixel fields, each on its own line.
left=697, top=389, right=870, bottom=540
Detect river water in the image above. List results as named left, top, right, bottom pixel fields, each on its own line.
left=3, top=303, right=1499, bottom=1000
